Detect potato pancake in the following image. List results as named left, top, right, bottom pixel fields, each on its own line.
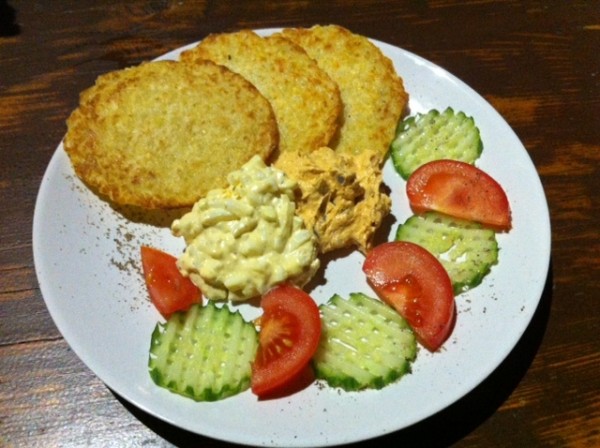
left=64, top=60, right=278, bottom=209
left=180, top=30, right=342, bottom=155
left=280, top=25, right=408, bottom=161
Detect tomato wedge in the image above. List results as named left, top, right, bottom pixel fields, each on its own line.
left=251, top=283, right=321, bottom=398
left=140, top=246, right=201, bottom=318
left=407, top=159, right=512, bottom=230
left=363, top=241, right=455, bottom=352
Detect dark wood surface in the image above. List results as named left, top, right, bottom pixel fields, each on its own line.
left=1, top=1, right=599, bottom=447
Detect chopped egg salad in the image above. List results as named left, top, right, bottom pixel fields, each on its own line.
left=172, top=155, right=320, bottom=301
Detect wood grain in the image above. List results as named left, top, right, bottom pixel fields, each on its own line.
left=1, top=1, right=599, bottom=447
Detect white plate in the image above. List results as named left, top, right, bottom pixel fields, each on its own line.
left=33, top=29, right=551, bottom=447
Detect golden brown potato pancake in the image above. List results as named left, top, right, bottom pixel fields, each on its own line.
left=280, top=25, right=408, bottom=161
left=180, top=30, right=342, bottom=156
left=64, top=60, right=278, bottom=209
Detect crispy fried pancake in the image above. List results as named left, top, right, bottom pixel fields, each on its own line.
left=180, top=30, right=342, bottom=155
left=64, top=60, right=278, bottom=209
left=280, top=25, right=408, bottom=161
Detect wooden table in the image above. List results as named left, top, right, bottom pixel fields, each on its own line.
left=2, top=1, right=599, bottom=447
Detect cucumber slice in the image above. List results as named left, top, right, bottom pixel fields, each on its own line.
left=395, top=212, right=498, bottom=294
left=148, top=302, right=258, bottom=401
left=313, top=293, right=417, bottom=391
left=390, top=107, right=483, bottom=179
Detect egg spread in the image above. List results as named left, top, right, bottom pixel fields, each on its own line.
left=172, top=155, right=320, bottom=302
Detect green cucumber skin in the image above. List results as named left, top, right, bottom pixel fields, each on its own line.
left=313, top=293, right=417, bottom=392
left=148, top=302, right=258, bottom=402
left=395, top=212, right=499, bottom=294
left=390, top=107, right=483, bottom=180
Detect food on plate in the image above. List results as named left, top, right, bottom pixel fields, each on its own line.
left=395, top=212, right=499, bottom=294
left=363, top=241, right=456, bottom=352
left=148, top=302, right=259, bottom=402
left=313, top=292, right=417, bottom=391
left=64, top=60, right=278, bottom=209
left=391, top=107, right=482, bottom=179
left=180, top=30, right=342, bottom=156
left=142, top=95, right=513, bottom=398
left=280, top=25, right=408, bottom=161
left=406, top=159, right=512, bottom=230
left=275, top=146, right=391, bottom=254
left=59, top=24, right=515, bottom=403
left=251, top=284, right=321, bottom=398
left=171, top=156, right=320, bottom=302
left=140, top=246, right=201, bottom=317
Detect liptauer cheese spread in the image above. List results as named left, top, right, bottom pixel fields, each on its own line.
left=171, top=155, right=320, bottom=302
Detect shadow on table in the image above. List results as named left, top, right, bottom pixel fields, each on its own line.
left=0, top=0, right=20, bottom=37
left=114, top=262, right=554, bottom=448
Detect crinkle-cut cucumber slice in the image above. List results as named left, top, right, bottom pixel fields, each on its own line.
left=390, top=107, right=483, bottom=179
left=148, top=302, right=258, bottom=401
left=395, top=212, right=498, bottom=294
left=313, top=293, right=417, bottom=391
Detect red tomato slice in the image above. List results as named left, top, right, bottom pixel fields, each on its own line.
left=251, top=283, right=321, bottom=398
left=140, top=246, right=201, bottom=318
left=363, top=241, right=455, bottom=352
left=407, top=160, right=512, bottom=230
